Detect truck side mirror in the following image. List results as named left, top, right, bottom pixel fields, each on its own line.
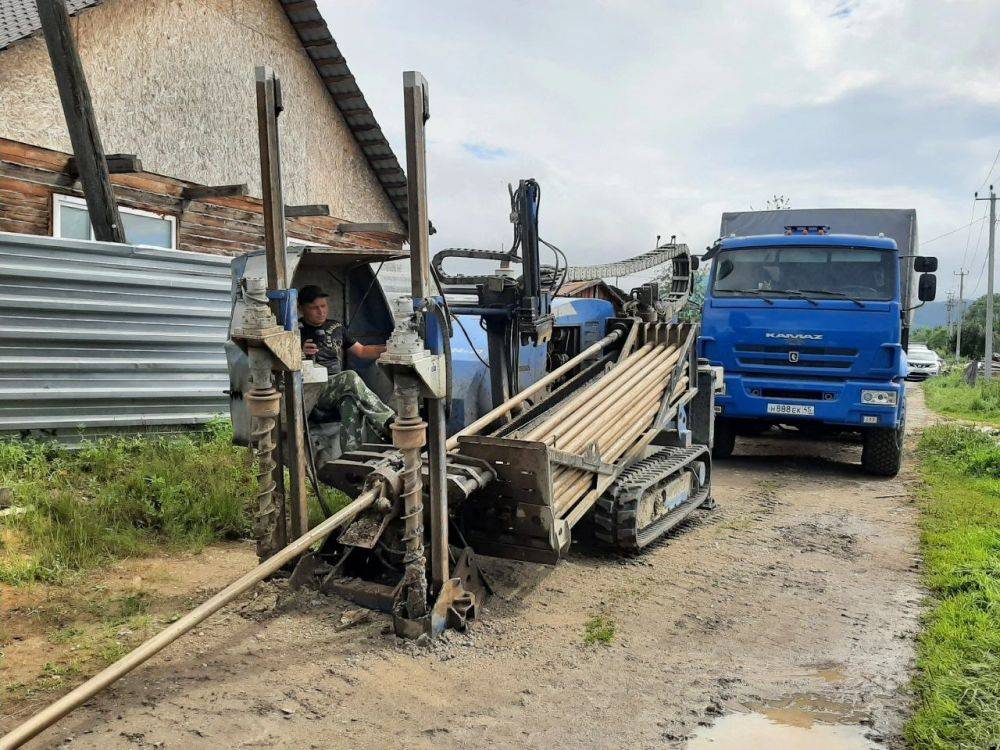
left=690, top=255, right=700, bottom=271
left=914, top=256, right=938, bottom=273
left=918, top=273, right=937, bottom=302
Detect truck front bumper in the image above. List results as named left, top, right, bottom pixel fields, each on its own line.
left=715, top=374, right=904, bottom=429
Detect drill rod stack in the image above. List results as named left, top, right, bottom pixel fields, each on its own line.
left=514, top=325, right=694, bottom=523
left=454, top=321, right=700, bottom=563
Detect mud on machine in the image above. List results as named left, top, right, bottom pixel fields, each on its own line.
left=228, top=72, right=719, bottom=639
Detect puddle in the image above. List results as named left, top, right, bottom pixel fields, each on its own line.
left=761, top=693, right=868, bottom=728
left=685, top=712, right=877, bottom=749
left=686, top=693, right=876, bottom=749
left=795, top=660, right=849, bottom=684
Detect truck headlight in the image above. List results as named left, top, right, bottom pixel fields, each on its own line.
left=861, top=390, right=898, bottom=406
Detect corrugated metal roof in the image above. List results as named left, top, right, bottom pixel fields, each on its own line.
left=279, top=0, right=409, bottom=226
left=0, top=0, right=101, bottom=50
left=0, top=231, right=232, bottom=442
left=0, top=0, right=409, bottom=226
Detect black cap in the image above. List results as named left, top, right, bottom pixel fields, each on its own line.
left=298, top=285, right=328, bottom=305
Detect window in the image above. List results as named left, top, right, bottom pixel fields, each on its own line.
left=52, top=194, right=176, bottom=249
left=712, top=245, right=897, bottom=301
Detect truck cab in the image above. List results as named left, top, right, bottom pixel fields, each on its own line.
left=699, top=222, right=936, bottom=476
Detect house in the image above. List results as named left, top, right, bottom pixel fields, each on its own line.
left=0, top=0, right=412, bottom=441
left=0, top=0, right=408, bottom=255
left=560, top=279, right=628, bottom=311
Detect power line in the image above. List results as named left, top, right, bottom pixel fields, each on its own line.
left=960, top=200, right=979, bottom=270
left=978, top=147, right=1000, bottom=192
left=922, top=215, right=988, bottom=247
left=962, top=146, right=1000, bottom=270
left=970, top=203, right=992, bottom=295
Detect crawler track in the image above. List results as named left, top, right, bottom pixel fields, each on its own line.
left=594, top=445, right=712, bottom=551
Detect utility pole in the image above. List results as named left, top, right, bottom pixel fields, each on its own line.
left=955, top=268, right=968, bottom=360
left=946, top=291, right=955, bottom=337
left=976, top=187, right=997, bottom=378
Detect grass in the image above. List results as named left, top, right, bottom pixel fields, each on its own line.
left=583, top=614, right=616, bottom=646
left=0, top=418, right=255, bottom=584
left=906, top=423, right=1000, bottom=749
left=2, top=585, right=166, bottom=707
left=924, top=371, right=1000, bottom=425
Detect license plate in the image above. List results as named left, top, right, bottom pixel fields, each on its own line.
left=766, top=403, right=814, bottom=416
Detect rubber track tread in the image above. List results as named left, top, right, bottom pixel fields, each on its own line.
left=594, top=446, right=708, bottom=551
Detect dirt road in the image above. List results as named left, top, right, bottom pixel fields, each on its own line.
left=19, top=390, right=929, bottom=749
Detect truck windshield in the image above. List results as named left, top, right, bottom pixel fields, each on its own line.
left=712, top=245, right=896, bottom=302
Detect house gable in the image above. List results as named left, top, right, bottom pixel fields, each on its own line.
left=0, top=0, right=406, bottom=231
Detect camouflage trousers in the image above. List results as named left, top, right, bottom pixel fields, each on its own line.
left=316, top=370, right=394, bottom=453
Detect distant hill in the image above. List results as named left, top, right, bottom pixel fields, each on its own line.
left=914, top=296, right=985, bottom=328
left=914, top=300, right=950, bottom=328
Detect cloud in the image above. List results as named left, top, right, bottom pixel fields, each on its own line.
left=318, top=0, right=1000, bottom=296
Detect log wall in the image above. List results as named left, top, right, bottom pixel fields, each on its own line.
left=0, top=138, right=403, bottom=256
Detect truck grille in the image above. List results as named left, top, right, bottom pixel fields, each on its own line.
left=734, top=344, right=858, bottom=371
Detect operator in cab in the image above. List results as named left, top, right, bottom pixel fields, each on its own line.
left=298, top=285, right=394, bottom=452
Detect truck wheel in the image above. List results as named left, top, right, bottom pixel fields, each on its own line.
left=712, top=418, right=736, bottom=459
left=861, top=427, right=903, bottom=476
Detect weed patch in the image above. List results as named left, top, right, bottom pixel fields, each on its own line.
left=924, top=372, right=1000, bottom=425
left=0, top=419, right=254, bottom=584
left=583, top=614, right=616, bottom=646
left=907, top=424, right=1000, bottom=749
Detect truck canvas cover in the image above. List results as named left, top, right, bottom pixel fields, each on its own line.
left=719, top=208, right=919, bottom=320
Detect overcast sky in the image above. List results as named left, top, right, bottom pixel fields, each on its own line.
left=320, top=0, right=1000, bottom=299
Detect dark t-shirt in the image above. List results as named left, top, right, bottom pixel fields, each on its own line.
left=300, top=319, right=356, bottom=376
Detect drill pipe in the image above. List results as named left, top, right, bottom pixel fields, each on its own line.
left=544, top=353, right=681, bottom=499
left=391, top=382, right=428, bottom=619
left=552, top=387, right=666, bottom=514
left=536, top=344, right=686, bottom=459
left=521, top=342, right=657, bottom=442
left=562, top=375, right=690, bottom=526
left=543, top=347, right=683, bottom=451
left=0, top=489, right=377, bottom=750
left=552, top=373, right=691, bottom=518
left=531, top=345, right=667, bottom=446
left=444, top=328, right=623, bottom=451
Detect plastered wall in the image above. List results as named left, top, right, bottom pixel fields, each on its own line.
left=0, top=0, right=403, bottom=231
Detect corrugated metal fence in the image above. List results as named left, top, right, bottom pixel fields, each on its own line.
left=0, top=232, right=232, bottom=442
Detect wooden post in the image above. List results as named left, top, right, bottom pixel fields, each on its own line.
left=255, top=66, right=309, bottom=541
left=36, top=0, right=126, bottom=243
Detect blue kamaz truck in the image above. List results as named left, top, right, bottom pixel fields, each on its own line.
left=698, top=209, right=937, bottom=476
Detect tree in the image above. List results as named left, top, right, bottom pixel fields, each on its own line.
left=679, top=267, right=709, bottom=322
left=750, top=195, right=792, bottom=211
left=944, top=294, right=1000, bottom=359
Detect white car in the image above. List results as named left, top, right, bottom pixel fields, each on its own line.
left=906, top=347, right=941, bottom=381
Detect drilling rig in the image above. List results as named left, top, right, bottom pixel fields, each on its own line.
left=0, top=63, right=721, bottom=750
left=225, top=73, right=718, bottom=638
